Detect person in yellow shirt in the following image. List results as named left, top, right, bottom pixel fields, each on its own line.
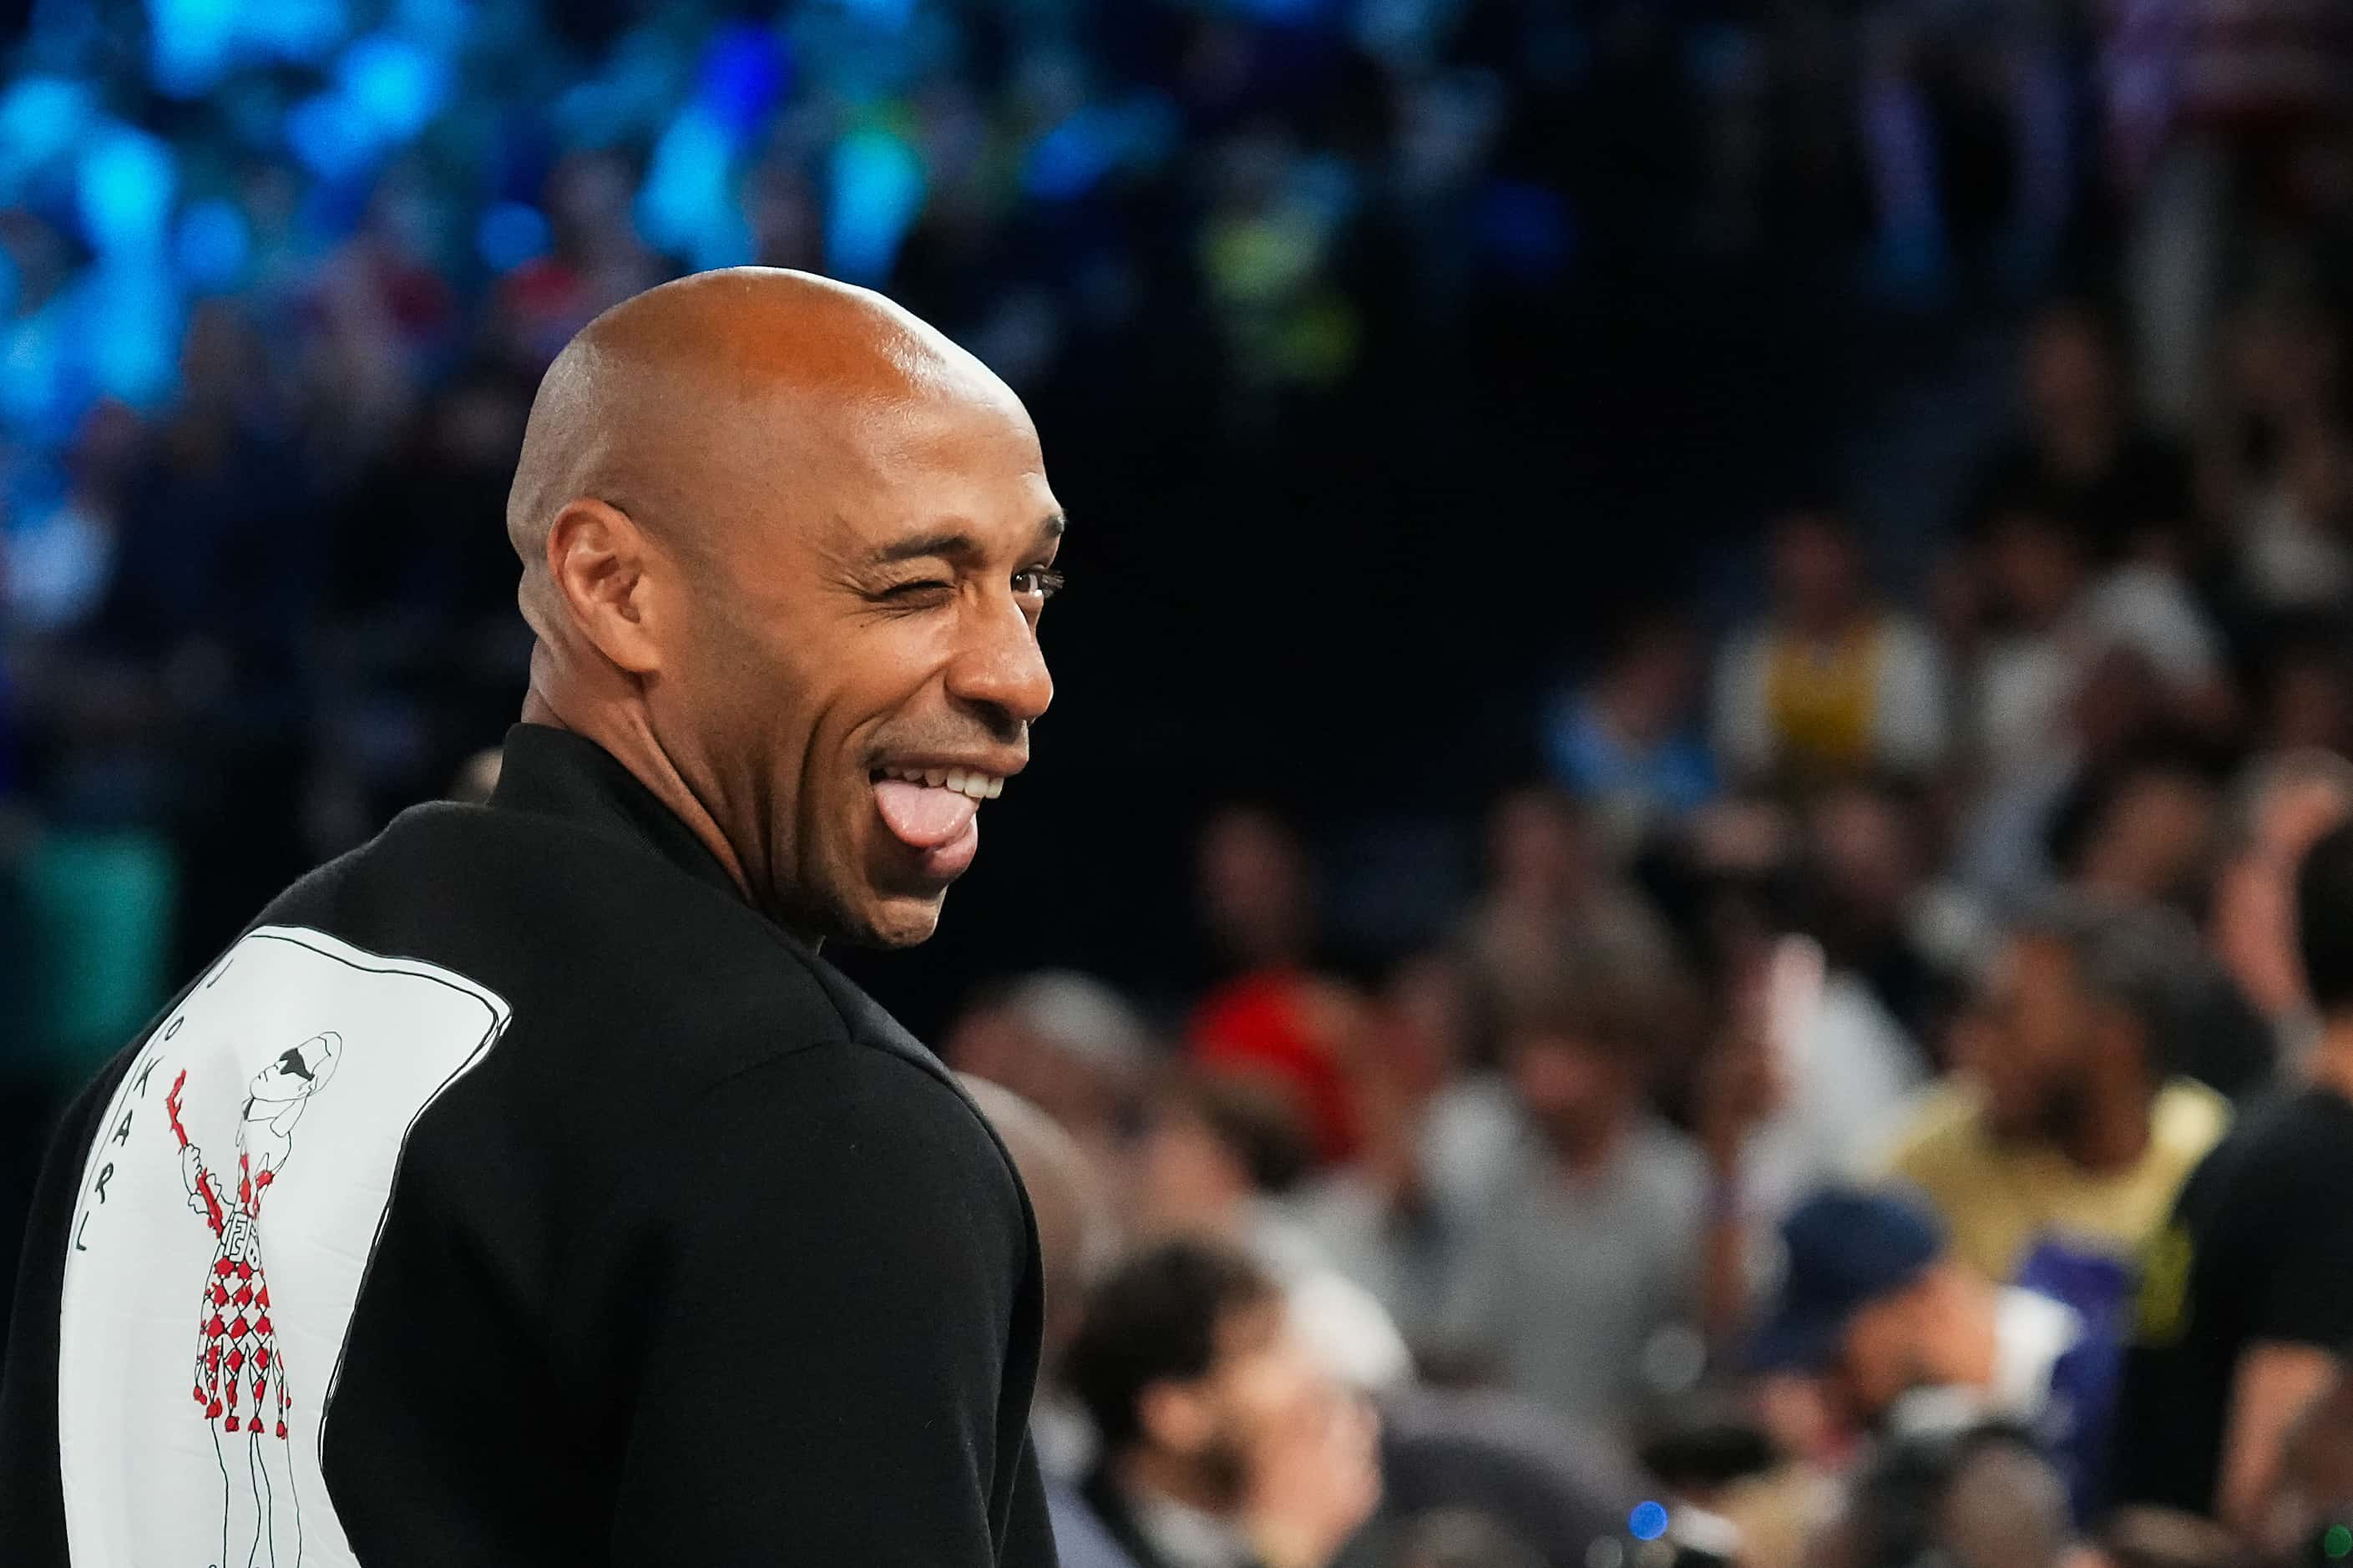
left=1882, top=901, right=2230, bottom=1287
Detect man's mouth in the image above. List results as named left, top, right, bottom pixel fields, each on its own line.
left=868, top=763, right=1008, bottom=879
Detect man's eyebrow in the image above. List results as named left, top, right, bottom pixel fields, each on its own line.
left=868, top=513, right=1066, bottom=565
left=871, top=530, right=980, bottom=565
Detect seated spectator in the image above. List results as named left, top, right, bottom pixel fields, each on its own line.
left=1813, top=1422, right=2073, bottom=1568
left=1965, top=303, right=2196, bottom=568
left=1191, top=805, right=1369, bottom=1168
left=1065, top=1239, right=1383, bottom=1568
left=961, top=1075, right=1129, bottom=1555
left=1435, top=940, right=1711, bottom=1439
left=1133, top=1068, right=1413, bottom=1394
left=1713, top=508, right=1950, bottom=787
left=2108, top=823, right=2353, bottom=1530
left=1882, top=900, right=2229, bottom=1288
left=1541, top=609, right=1717, bottom=857
left=2209, top=750, right=2353, bottom=1073
left=1748, top=1191, right=2100, bottom=1516
left=947, top=969, right=1158, bottom=1202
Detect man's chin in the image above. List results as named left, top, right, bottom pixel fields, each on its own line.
left=842, top=889, right=949, bottom=949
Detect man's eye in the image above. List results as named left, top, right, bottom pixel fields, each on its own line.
left=1015, top=568, right=1065, bottom=600
left=878, top=579, right=954, bottom=602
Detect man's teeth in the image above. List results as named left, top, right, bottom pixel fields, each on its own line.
left=878, top=765, right=1004, bottom=802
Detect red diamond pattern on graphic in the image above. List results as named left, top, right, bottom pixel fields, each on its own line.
left=205, top=1400, right=222, bottom=1419
left=235, top=1262, right=253, bottom=1281
left=211, top=1283, right=228, bottom=1308
left=226, top=1349, right=244, bottom=1373
left=253, top=1378, right=266, bottom=1404
left=191, top=1384, right=205, bottom=1405
left=254, top=1315, right=271, bottom=1336
left=205, top=1315, right=225, bottom=1339
left=227, top=1315, right=249, bottom=1338
left=214, top=1258, right=234, bottom=1278
left=276, top=1421, right=288, bottom=1439
left=257, top=1287, right=270, bottom=1308
left=225, top=1416, right=240, bottom=1433
left=256, top=1348, right=271, bottom=1370
left=207, top=1345, right=220, bottom=1372
left=233, top=1282, right=254, bottom=1308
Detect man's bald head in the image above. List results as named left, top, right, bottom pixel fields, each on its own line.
left=507, top=268, right=1063, bottom=948
left=508, top=268, right=1020, bottom=634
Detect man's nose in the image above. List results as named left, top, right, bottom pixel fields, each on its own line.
left=946, top=596, right=1054, bottom=733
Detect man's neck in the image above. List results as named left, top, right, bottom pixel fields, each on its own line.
left=519, top=677, right=765, bottom=923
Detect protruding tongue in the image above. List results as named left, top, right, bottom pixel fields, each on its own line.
left=873, top=778, right=979, bottom=849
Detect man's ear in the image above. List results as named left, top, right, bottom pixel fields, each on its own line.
left=544, top=496, right=664, bottom=676
left=1136, top=1379, right=1215, bottom=1457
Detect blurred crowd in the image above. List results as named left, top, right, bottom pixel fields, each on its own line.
left=9, top=2, right=2353, bottom=1568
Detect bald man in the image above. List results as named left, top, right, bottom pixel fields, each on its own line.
left=0, top=270, right=1066, bottom=1565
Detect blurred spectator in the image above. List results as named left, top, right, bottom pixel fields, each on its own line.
left=1380, top=1509, right=1549, bottom=1568
left=2109, top=822, right=2353, bottom=1530
left=1882, top=901, right=2229, bottom=1289
left=1367, top=1388, right=1651, bottom=1568
left=1713, top=509, right=1950, bottom=788
left=1192, top=806, right=1368, bottom=1168
left=1541, top=612, right=1717, bottom=858
left=1065, top=1238, right=1383, bottom=1568
left=1435, top=938, right=1712, bottom=1439
left=2209, top=750, right=2353, bottom=1067
left=1811, top=1422, right=2072, bottom=1568
left=1132, top=1067, right=1412, bottom=1395
left=1966, top=304, right=2197, bottom=568
left=963, top=1075, right=1131, bottom=1561
left=949, top=969, right=1157, bottom=1205
left=1748, top=1191, right=2098, bottom=1515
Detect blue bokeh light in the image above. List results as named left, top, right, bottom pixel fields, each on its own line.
left=78, top=127, right=179, bottom=254
left=475, top=202, right=551, bottom=273
left=1629, top=1502, right=1670, bottom=1542
left=825, top=128, right=924, bottom=286
left=175, top=199, right=252, bottom=290
left=337, top=33, right=449, bottom=144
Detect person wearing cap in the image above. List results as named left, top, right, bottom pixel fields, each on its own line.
left=1749, top=1189, right=2101, bottom=1515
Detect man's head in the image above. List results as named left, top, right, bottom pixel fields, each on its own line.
left=1967, top=900, right=2190, bottom=1146
left=1065, top=1238, right=1313, bottom=1507
left=1496, top=940, right=1670, bottom=1157
left=1769, top=509, right=1866, bottom=638
left=1751, top=1190, right=1991, bottom=1427
left=945, top=970, right=1152, bottom=1167
left=1197, top=804, right=1313, bottom=970
left=1133, top=1069, right=1314, bottom=1240
left=2297, top=822, right=2353, bottom=1023
left=507, top=268, right=1062, bottom=948
left=247, top=1032, right=343, bottom=1105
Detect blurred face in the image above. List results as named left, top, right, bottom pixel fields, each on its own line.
left=1507, top=1030, right=1630, bottom=1151
left=1983, top=514, right=2083, bottom=628
left=1972, top=938, right=2094, bottom=1142
left=1489, top=790, right=1591, bottom=908
left=1134, top=1100, right=1249, bottom=1239
left=1772, top=515, right=1862, bottom=634
left=2023, top=316, right=2113, bottom=423
left=1837, top=1285, right=1930, bottom=1419
left=647, top=383, right=1061, bottom=948
left=1146, top=1302, right=1372, bottom=1513
left=1199, top=810, right=1309, bottom=968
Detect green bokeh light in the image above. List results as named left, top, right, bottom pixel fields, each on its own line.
left=2322, top=1525, right=2350, bottom=1559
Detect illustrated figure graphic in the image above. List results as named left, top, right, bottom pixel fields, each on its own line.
left=165, top=1033, right=343, bottom=1568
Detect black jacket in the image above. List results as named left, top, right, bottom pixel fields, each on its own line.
left=0, top=723, right=1056, bottom=1565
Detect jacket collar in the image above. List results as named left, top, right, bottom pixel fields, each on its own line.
left=487, top=722, right=746, bottom=908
